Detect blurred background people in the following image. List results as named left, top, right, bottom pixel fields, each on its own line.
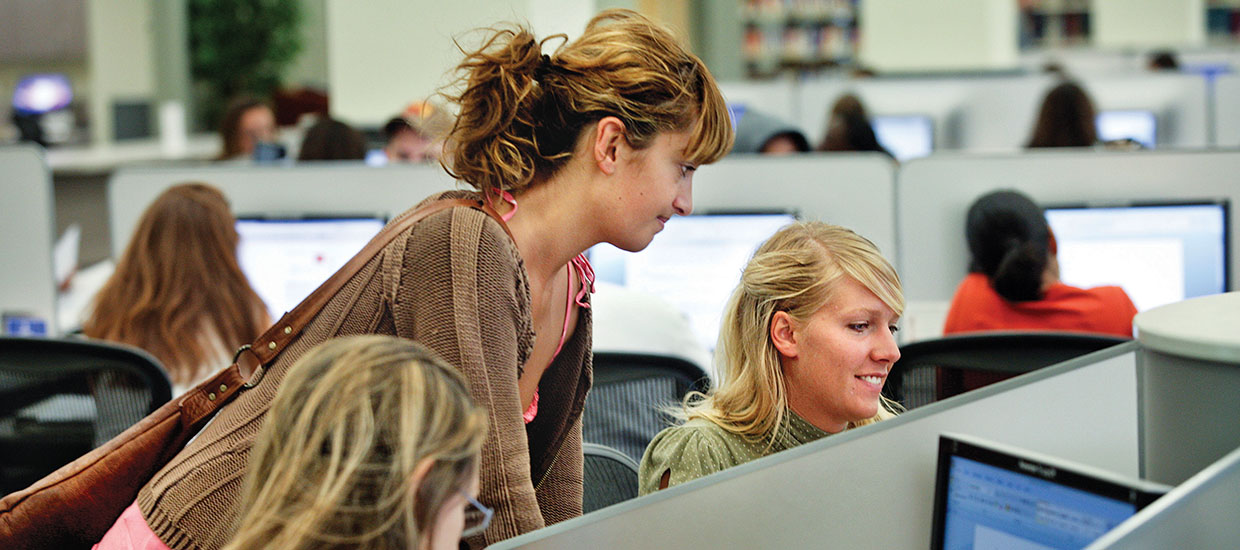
left=216, top=96, right=279, bottom=161
left=1026, top=81, right=1097, bottom=148
left=82, top=183, right=270, bottom=396
left=297, top=116, right=367, bottom=161
left=817, top=93, right=892, bottom=157
left=730, top=107, right=810, bottom=155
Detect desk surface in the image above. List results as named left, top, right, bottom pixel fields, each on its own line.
left=1135, top=292, right=1240, bottom=364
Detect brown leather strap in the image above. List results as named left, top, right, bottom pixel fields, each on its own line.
left=226, top=196, right=511, bottom=393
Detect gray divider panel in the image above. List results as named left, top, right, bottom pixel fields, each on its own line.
left=0, top=145, right=58, bottom=335
left=491, top=344, right=1140, bottom=550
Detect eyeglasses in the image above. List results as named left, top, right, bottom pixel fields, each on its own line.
left=460, top=492, right=493, bottom=538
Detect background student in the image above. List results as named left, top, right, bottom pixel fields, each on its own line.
left=942, top=189, right=1137, bottom=337
left=83, top=183, right=270, bottom=397
left=640, top=222, right=904, bottom=493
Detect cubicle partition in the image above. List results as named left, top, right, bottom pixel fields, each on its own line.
left=0, top=146, right=58, bottom=335
left=1214, top=74, right=1240, bottom=147
left=896, top=150, right=1240, bottom=338
left=692, top=153, right=897, bottom=260
left=491, top=344, right=1142, bottom=549
left=108, top=163, right=459, bottom=257
left=492, top=291, right=1240, bottom=549
left=720, top=73, right=1211, bottom=153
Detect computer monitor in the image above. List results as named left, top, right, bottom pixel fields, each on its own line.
left=931, top=433, right=1169, bottom=550
left=236, top=215, right=386, bottom=320
left=1044, top=200, right=1229, bottom=311
left=589, top=212, right=796, bottom=351
left=1095, top=110, right=1157, bottom=149
left=871, top=114, right=934, bottom=161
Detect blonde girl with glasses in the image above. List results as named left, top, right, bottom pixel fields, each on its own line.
left=221, top=335, right=489, bottom=550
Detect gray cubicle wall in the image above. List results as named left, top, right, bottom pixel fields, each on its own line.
left=108, top=163, right=459, bottom=257
left=794, top=73, right=1209, bottom=152
left=0, top=146, right=58, bottom=335
left=1215, top=74, right=1240, bottom=147
left=692, top=153, right=897, bottom=266
left=491, top=344, right=1141, bottom=549
left=897, top=150, right=1240, bottom=304
left=1085, top=446, right=1240, bottom=550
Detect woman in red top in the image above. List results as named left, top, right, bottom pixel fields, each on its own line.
left=943, top=190, right=1137, bottom=337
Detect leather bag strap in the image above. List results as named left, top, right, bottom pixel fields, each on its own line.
left=178, top=196, right=510, bottom=429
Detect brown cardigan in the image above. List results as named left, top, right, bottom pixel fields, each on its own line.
left=136, top=191, right=592, bottom=549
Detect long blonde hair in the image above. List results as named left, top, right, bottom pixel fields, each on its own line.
left=444, top=9, right=733, bottom=197
left=223, top=335, right=488, bottom=550
left=83, top=183, right=269, bottom=387
left=682, top=222, right=905, bottom=445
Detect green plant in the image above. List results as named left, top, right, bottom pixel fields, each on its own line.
left=189, top=0, right=302, bottom=125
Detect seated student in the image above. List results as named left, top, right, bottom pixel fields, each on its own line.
left=639, top=222, right=904, bottom=493
left=98, top=335, right=489, bottom=550
left=816, top=93, right=892, bottom=158
left=82, top=183, right=270, bottom=397
left=943, top=190, right=1137, bottom=337
left=381, top=101, right=454, bottom=164
left=1026, top=81, right=1097, bottom=149
left=216, top=96, right=279, bottom=161
left=730, top=108, right=810, bottom=155
left=297, top=116, right=367, bottom=161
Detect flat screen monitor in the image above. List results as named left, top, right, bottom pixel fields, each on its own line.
left=236, top=215, right=386, bottom=320
left=1095, top=110, right=1156, bottom=149
left=871, top=114, right=934, bottom=161
left=931, top=433, right=1169, bottom=550
left=589, top=212, right=796, bottom=352
left=1043, top=201, right=1229, bottom=311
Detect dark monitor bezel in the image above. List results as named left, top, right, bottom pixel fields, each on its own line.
left=1041, top=198, right=1231, bottom=295
left=930, top=434, right=1169, bottom=550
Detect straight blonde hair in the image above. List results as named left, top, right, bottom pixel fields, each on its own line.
left=681, top=222, right=905, bottom=446
left=223, top=336, right=487, bottom=550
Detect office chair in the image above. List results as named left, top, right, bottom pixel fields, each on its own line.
left=885, top=331, right=1128, bottom=410
left=582, top=442, right=640, bottom=514
left=0, top=337, right=172, bottom=494
left=583, top=352, right=710, bottom=464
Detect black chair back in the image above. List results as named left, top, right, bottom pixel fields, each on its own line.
left=584, top=352, right=709, bottom=463
left=886, top=331, right=1128, bottom=409
left=0, top=337, right=171, bottom=493
left=582, top=442, right=640, bottom=514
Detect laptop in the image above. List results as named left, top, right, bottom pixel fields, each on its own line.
left=931, top=433, right=1169, bottom=550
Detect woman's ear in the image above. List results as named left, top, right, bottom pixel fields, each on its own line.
left=409, top=456, right=436, bottom=495
left=770, top=311, right=799, bottom=359
left=593, top=116, right=626, bottom=175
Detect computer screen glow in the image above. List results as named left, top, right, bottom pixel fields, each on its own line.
left=871, top=114, right=934, bottom=161
left=236, top=217, right=385, bottom=320
left=1095, top=110, right=1156, bottom=149
left=589, top=213, right=796, bottom=351
left=1044, top=202, right=1228, bottom=311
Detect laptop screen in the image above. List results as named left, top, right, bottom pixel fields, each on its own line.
left=236, top=216, right=386, bottom=320
left=1043, top=201, right=1229, bottom=311
left=589, top=212, right=796, bottom=352
left=931, top=434, right=1167, bottom=550
left=1095, top=110, right=1156, bottom=149
left=871, top=114, right=934, bottom=161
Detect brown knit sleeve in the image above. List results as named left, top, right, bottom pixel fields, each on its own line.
left=388, top=204, right=542, bottom=545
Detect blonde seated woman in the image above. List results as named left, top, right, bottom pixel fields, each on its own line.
left=639, top=222, right=904, bottom=493
left=217, top=335, right=488, bottom=550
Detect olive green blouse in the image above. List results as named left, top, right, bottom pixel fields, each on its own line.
left=638, top=410, right=831, bottom=495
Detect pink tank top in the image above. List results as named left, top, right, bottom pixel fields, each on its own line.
left=492, top=191, right=595, bottom=424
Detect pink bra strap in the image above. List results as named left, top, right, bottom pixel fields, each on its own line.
left=482, top=189, right=519, bottom=222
